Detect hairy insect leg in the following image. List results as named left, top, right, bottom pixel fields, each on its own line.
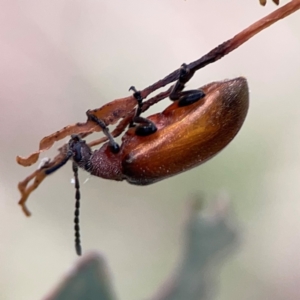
left=128, top=86, right=157, bottom=136
left=170, top=63, right=205, bottom=107
left=86, top=111, right=120, bottom=153
left=44, top=151, right=73, bottom=175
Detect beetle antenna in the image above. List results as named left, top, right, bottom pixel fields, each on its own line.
left=44, top=150, right=73, bottom=175
left=73, top=162, right=82, bottom=256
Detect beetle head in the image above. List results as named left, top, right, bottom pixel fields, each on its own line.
left=44, top=135, right=92, bottom=175
left=68, top=135, right=92, bottom=171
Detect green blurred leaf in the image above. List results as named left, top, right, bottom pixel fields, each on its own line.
left=45, top=196, right=238, bottom=300
left=44, top=253, right=117, bottom=300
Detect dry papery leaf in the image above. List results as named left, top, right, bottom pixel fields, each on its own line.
left=260, top=0, right=280, bottom=6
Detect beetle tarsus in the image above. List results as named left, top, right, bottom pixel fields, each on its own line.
left=86, top=111, right=120, bottom=153
left=44, top=150, right=73, bottom=175
left=179, top=63, right=194, bottom=84
left=129, top=86, right=143, bottom=126
left=129, top=86, right=142, bottom=105
left=170, top=63, right=205, bottom=105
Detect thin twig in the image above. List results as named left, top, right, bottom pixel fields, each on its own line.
left=141, top=0, right=300, bottom=99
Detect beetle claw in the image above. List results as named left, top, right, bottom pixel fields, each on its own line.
left=129, top=86, right=138, bottom=93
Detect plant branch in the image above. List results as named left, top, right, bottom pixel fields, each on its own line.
left=142, top=0, right=300, bottom=98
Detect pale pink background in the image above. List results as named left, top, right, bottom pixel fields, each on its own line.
left=1, top=1, right=300, bottom=299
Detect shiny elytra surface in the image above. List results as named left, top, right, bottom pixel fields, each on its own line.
left=91, top=77, right=249, bottom=184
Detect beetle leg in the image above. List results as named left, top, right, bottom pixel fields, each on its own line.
left=129, top=86, right=158, bottom=136
left=169, top=63, right=205, bottom=107
left=133, top=116, right=157, bottom=136
left=86, top=111, right=120, bottom=153
left=128, top=86, right=143, bottom=126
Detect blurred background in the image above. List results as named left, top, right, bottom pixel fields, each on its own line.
left=1, top=0, right=300, bottom=299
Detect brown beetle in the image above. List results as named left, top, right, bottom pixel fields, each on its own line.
left=18, top=62, right=248, bottom=255
left=43, top=71, right=248, bottom=255
left=60, top=77, right=249, bottom=186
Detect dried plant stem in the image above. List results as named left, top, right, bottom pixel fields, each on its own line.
left=143, top=0, right=300, bottom=96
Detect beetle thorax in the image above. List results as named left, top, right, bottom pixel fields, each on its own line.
left=89, top=143, right=123, bottom=181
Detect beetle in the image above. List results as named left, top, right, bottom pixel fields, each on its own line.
left=46, top=65, right=249, bottom=186
left=55, top=77, right=249, bottom=185
left=44, top=64, right=249, bottom=255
